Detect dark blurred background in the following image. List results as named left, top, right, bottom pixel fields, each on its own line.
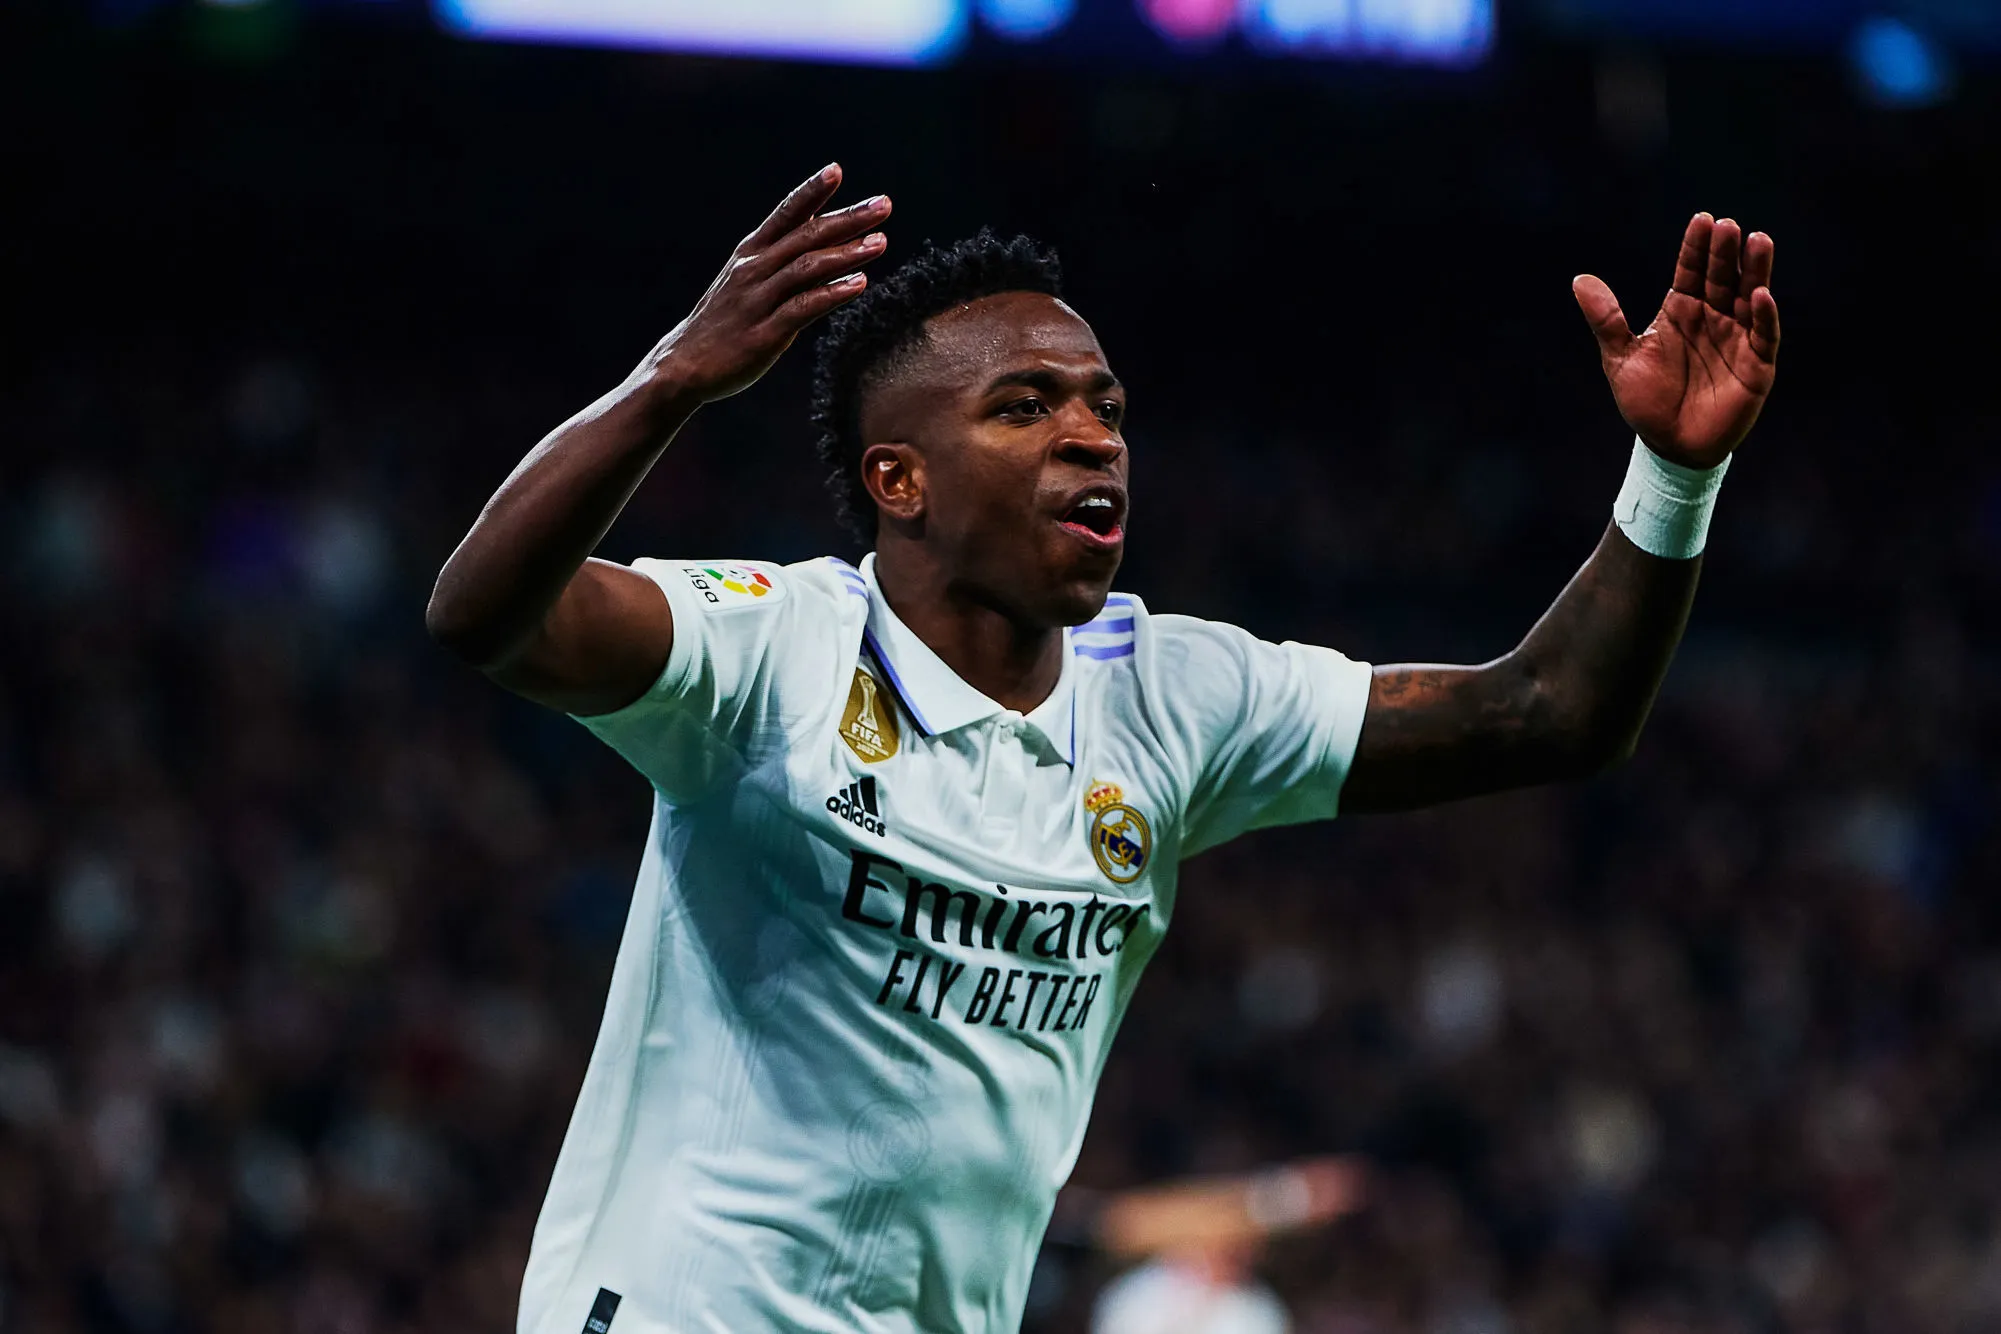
left=3, top=1, right=1999, bottom=1331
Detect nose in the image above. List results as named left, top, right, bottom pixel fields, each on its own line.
left=1052, top=403, right=1123, bottom=470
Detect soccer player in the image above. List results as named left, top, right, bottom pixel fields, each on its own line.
left=426, top=164, right=1779, bottom=1333
left=1062, top=1155, right=1367, bottom=1334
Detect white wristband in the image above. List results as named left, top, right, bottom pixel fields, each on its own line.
left=1612, top=437, right=1730, bottom=560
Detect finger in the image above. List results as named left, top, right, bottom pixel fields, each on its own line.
left=770, top=232, right=888, bottom=295
left=1573, top=274, right=1635, bottom=360
left=1671, top=212, right=1713, bottom=300
left=757, top=193, right=892, bottom=274
left=766, top=272, right=869, bottom=334
left=744, top=163, right=844, bottom=250
left=1748, top=286, right=1780, bottom=363
left=1739, top=230, right=1775, bottom=305
left=1704, top=217, right=1742, bottom=317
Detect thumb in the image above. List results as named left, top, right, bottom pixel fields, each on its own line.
left=1572, top=274, right=1634, bottom=362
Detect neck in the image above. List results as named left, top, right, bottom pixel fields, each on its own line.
left=872, top=546, right=1064, bottom=715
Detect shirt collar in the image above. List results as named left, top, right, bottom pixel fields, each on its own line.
left=858, top=553, right=1077, bottom=766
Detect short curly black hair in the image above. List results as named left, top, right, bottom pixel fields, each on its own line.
left=808, top=229, right=1065, bottom=542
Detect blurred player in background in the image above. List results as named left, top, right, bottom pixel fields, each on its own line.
left=427, top=164, right=1779, bottom=1332
left=1059, top=1157, right=1366, bottom=1334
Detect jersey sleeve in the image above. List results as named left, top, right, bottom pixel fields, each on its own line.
left=570, top=558, right=844, bottom=798
left=1152, top=613, right=1374, bottom=858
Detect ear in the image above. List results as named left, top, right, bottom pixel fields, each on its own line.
left=861, top=442, right=925, bottom=526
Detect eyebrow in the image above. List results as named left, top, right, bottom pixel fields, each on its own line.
left=982, top=367, right=1124, bottom=397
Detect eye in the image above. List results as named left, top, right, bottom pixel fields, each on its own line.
left=1001, top=396, right=1048, bottom=420
left=1095, top=400, right=1125, bottom=427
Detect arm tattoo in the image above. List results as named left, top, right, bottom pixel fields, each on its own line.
left=1342, top=522, right=1701, bottom=813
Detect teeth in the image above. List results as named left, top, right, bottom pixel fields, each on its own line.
left=1079, top=497, right=1112, bottom=509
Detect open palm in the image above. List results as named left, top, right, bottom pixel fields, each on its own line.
left=1574, top=213, right=1781, bottom=469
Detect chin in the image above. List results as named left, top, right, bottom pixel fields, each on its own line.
left=986, top=535, right=1120, bottom=627
left=1049, top=570, right=1120, bottom=627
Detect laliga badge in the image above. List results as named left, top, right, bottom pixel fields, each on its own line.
left=680, top=564, right=779, bottom=607
left=840, top=669, right=900, bottom=763
left=1085, top=781, right=1150, bottom=884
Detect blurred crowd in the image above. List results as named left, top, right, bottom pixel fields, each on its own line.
left=5, top=323, right=1997, bottom=1334
left=6, top=17, right=2001, bottom=1334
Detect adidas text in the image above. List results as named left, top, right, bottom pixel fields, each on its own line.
left=827, top=777, right=887, bottom=836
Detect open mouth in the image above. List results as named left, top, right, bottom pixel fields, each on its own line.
left=1057, top=489, right=1126, bottom=546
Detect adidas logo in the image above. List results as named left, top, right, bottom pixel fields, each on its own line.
left=826, top=776, right=887, bottom=836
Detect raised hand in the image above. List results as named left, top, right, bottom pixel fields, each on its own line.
left=640, top=163, right=891, bottom=405
left=1572, top=213, right=1780, bottom=468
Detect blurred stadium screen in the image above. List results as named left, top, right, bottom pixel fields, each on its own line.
left=435, top=0, right=1495, bottom=66
left=434, top=0, right=970, bottom=65
left=1244, top=0, right=1491, bottom=62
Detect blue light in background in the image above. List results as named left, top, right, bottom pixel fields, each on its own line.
left=1248, top=0, right=1492, bottom=63
left=977, top=0, right=1075, bottom=40
left=436, top=0, right=969, bottom=67
left=1849, top=16, right=1954, bottom=107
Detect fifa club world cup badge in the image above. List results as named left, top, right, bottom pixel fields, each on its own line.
left=1085, top=781, right=1151, bottom=884
left=840, top=669, right=900, bottom=763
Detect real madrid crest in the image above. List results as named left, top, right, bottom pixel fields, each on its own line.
left=839, top=668, right=900, bottom=763
left=1085, top=780, right=1151, bottom=884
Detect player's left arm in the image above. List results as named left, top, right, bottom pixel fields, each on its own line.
left=1342, top=214, right=1780, bottom=814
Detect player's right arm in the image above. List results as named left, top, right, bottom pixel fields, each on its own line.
left=424, top=165, right=891, bottom=716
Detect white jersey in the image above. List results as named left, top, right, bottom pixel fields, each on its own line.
left=519, top=553, right=1371, bottom=1334
left=1092, top=1259, right=1290, bottom=1334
